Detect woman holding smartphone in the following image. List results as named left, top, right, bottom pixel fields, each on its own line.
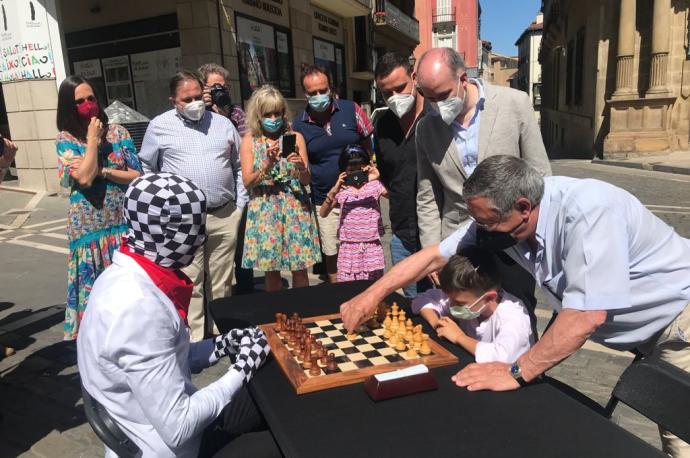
left=239, top=85, right=321, bottom=292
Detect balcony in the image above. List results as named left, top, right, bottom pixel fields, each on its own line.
left=373, top=0, right=419, bottom=45
left=432, top=6, right=456, bottom=34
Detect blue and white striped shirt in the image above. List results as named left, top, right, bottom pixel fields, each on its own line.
left=139, top=109, right=248, bottom=209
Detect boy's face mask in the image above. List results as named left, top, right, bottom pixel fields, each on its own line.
left=449, top=293, right=487, bottom=321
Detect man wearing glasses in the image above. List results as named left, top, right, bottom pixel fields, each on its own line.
left=139, top=70, right=247, bottom=342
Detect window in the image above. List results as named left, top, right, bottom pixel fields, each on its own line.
left=236, top=14, right=294, bottom=101
left=313, top=38, right=346, bottom=98
left=574, top=28, right=585, bottom=106
left=565, top=39, right=574, bottom=106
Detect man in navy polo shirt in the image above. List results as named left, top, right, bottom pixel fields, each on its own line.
left=292, top=64, right=373, bottom=283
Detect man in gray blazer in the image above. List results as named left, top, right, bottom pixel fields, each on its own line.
left=415, top=47, right=551, bottom=247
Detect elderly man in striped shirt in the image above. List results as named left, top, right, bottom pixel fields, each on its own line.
left=139, top=70, right=247, bottom=342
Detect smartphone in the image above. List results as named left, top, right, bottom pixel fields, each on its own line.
left=343, top=170, right=368, bottom=187
left=281, top=134, right=296, bottom=158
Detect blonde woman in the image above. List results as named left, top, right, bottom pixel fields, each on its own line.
left=240, top=85, right=321, bottom=291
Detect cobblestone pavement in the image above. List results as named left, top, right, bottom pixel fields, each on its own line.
left=0, top=162, right=679, bottom=456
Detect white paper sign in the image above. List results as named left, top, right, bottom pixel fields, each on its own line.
left=74, top=59, right=102, bottom=79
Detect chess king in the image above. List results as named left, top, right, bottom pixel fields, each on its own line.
left=77, top=173, right=278, bottom=457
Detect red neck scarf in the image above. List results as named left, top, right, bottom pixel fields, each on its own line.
left=120, top=241, right=193, bottom=325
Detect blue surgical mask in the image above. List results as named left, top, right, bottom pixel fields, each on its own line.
left=449, top=293, right=487, bottom=321
left=261, top=117, right=284, bottom=133
left=307, top=93, right=331, bottom=112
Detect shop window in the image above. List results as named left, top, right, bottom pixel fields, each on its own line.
left=236, top=14, right=295, bottom=101
left=313, top=38, right=346, bottom=98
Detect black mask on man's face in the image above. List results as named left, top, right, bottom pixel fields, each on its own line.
left=475, top=217, right=525, bottom=252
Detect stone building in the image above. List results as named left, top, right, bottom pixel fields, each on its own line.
left=540, top=0, right=690, bottom=159
left=1, top=0, right=418, bottom=191
left=488, top=52, right=518, bottom=87
left=515, top=12, right=543, bottom=115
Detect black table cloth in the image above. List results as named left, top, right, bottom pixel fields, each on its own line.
left=211, top=281, right=663, bottom=458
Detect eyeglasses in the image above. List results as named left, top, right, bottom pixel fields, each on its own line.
left=75, top=95, right=96, bottom=105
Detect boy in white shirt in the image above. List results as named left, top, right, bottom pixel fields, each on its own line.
left=412, top=247, right=534, bottom=364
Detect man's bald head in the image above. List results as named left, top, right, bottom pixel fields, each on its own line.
left=416, top=48, right=466, bottom=87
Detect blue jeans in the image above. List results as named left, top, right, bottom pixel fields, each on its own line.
left=390, top=234, right=432, bottom=298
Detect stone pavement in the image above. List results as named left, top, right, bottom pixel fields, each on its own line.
left=0, top=183, right=664, bottom=457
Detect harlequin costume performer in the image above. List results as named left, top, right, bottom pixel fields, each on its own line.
left=77, top=173, right=278, bottom=458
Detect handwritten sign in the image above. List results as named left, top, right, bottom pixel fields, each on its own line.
left=0, top=0, right=55, bottom=81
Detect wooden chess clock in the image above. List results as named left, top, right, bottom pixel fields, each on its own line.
left=259, top=303, right=459, bottom=395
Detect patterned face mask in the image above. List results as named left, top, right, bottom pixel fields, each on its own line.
left=123, top=173, right=207, bottom=269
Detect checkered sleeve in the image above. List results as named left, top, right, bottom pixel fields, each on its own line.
left=354, top=102, right=373, bottom=138
left=231, top=331, right=271, bottom=384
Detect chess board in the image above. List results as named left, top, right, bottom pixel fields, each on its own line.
left=260, top=313, right=459, bottom=395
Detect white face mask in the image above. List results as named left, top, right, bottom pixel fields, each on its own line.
left=181, top=100, right=205, bottom=121
left=431, top=79, right=465, bottom=125
left=385, top=89, right=416, bottom=118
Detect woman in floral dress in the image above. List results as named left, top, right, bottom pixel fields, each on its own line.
left=55, top=76, right=142, bottom=339
left=239, top=85, right=321, bottom=291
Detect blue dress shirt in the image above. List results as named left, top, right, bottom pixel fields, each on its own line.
left=449, top=79, right=485, bottom=175
left=440, top=176, right=690, bottom=350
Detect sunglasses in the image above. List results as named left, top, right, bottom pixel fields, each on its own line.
left=75, top=95, right=96, bottom=105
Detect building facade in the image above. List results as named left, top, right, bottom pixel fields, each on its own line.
left=540, top=0, right=690, bottom=159
left=487, top=52, right=518, bottom=87
left=414, top=0, right=480, bottom=76
left=515, top=12, right=543, bottom=114
left=1, top=0, right=418, bottom=191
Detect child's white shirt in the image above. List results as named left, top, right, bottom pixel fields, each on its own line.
left=411, top=288, right=534, bottom=364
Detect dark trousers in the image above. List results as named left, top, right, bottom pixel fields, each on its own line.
left=492, top=251, right=539, bottom=338
left=234, top=207, right=255, bottom=295
left=198, top=386, right=281, bottom=457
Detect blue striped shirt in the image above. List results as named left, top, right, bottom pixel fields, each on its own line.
left=139, top=109, right=247, bottom=208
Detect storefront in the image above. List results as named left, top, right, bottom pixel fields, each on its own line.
left=65, top=14, right=180, bottom=119
left=233, top=0, right=294, bottom=102
left=311, top=7, right=346, bottom=98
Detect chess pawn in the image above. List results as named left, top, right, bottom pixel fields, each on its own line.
left=303, top=356, right=312, bottom=369
left=327, top=353, right=337, bottom=371
left=391, top=303, right=399, bottom=318
left=406, top=343, right=418, bottom=358
left=398, top=310, right=406, bottom=323
left=406, top=319, right=413, bottom=332
left=389, top=333, right=398, bottom=346
left=405, top=330, right=414, bottom=343
left=383, top=328, right=392, bottom=340
left=395, top=338, right=407, bottom=352
left=309, top=357, right=321, bottom=376
left=383, top=314, right=392, bottom=329
left=420, top=334, right=432, bottom=355
left=390, top=317, right=399, bottom=332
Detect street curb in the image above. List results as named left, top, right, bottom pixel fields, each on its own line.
left=593, top=159, right=690, bottom=176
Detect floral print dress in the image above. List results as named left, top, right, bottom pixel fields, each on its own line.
left=242, top=136, right=321, bottom=272
left=56, top=124, right=142, bottom=340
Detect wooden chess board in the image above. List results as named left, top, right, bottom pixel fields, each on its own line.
left=259, top=313, right=459, bottom=395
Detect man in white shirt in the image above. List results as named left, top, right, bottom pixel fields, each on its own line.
left=340, top=155, right=690, bottom=457
left=77, top=173, right=277, bottom=458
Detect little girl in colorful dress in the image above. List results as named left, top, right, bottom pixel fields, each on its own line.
left=319, top=144, right=388, bottom=282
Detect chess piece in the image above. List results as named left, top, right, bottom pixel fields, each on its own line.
left=406, top=344, right=418, bottom=358
left=395, top=339, right=407, bottom=351
left=398, top=309, right=406, bottom=323
left=346, top=332, right=356, bottom=340
left=405, top=330, right=414, bottom=343
left=389, top=333, right=398, bottom=346
left=406, top=319, right=413, bottom=332
left=327, top=353, right=337, bottom=371
left=413, top=330, right=423, bottom=350
left=383, top=313, right=392, bottom=329
left=303, top=356, right=312, bottom=369
left=309, top=357, right=321, bottom=376
left=383, top=328, right=392, bottom=340
left=390, top=317, right=399, bottom=332
left=420, top=334, right=431, bottom=355
left=320, top=351, right=329, bottom=365
left=391, top=303, right=399, bottom=318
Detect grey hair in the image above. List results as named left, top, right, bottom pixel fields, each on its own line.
left=417, top=48, right=466, bottom=83
left=463, top=155, right=545, bottom=217
left=197, top=63, right=231, bottom=86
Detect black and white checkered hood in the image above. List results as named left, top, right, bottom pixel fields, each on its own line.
left=124, top=173, right=207, bottom=269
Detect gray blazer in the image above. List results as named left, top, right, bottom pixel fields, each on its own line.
left=416, top=81, right=551, bottom=247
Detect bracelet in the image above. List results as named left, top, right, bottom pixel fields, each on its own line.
left=102, top=167, right=111, bottom=179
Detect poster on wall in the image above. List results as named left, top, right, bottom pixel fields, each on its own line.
left=102, top=55, right=134, bottom=108
left=236, top=15, right=293, bottom=100
left=0, top=0, right=55, bottom=81
left=131, top=48, right=181, bottom=118
left=314, top=38, right=345, bottom=98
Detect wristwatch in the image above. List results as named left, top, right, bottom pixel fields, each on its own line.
left=509, top=363, right=528, bottom=387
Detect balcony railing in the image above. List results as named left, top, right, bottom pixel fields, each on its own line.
left=373, top=0, right=419, bottom=43
left=432, top=7, right=456, bottom=25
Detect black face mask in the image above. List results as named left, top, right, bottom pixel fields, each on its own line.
left=475, top=217, right=525, bottom=252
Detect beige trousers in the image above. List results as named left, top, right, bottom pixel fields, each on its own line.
left=647, top=303, right=690, bottom=458
left=183, top=202, right=242, bottom=342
